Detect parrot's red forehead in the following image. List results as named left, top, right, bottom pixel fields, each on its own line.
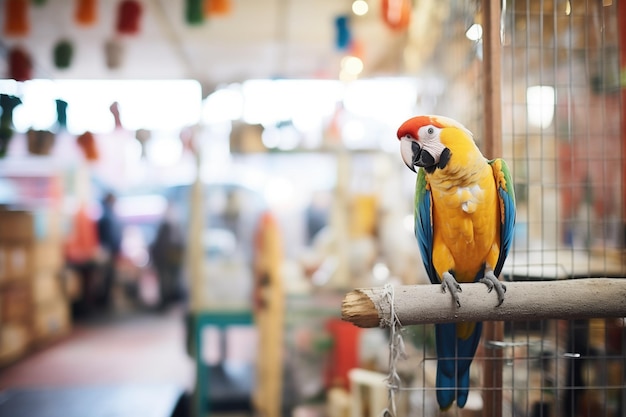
left=396, top=115, right=446, bottom=139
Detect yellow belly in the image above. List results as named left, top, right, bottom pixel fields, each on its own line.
left=431, top=180, right=500, bottom=283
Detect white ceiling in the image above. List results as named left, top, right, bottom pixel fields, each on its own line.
left=0, top=0, right=429, bottom=92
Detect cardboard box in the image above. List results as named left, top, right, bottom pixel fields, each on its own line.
left=0, top=210, right=34, bottom=242
left=33, top=240, right=63, bottom=272
left=34, top=299, right=70, bottom=342
left=0, top=323, right=31, bottom=366
left=33, top=271, right=64, bottom=305
left=1, top=284, right=32, bottom=323
left=0, top=244, right=33, bottom=282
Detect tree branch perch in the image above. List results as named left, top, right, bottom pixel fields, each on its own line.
left=341, top=278, right=626, bottom=328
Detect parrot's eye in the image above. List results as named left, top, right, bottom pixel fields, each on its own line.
left=427, top=127, right=434, bottom=135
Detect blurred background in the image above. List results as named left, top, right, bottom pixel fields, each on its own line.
left=0, top=1, right=624, bottom=417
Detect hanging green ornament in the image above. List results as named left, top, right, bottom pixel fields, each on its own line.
left=186, top=0, right=204, bottom=25
left=53, top=39, right=73, bottom=69
left=56, top=99, right=68, bottom=130
left=0, top=94, right=23, bottom=157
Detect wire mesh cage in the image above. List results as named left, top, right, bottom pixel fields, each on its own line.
left=376, top=1, right=626, bottom=416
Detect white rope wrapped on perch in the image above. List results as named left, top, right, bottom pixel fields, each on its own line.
left=342, top=278, right=626, bottom=328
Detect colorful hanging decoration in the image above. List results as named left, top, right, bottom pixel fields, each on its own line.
left=0, top=94, right=22, bottom=158
left=75, top=0, right=98, bottom=26
left=104, top=38, right=124, bottom=69
left=335, top=15, right=352, bottom=51
left=204, top=0, right=232, bottom=16
left=186, top=0, right=204, bottom=25
left=179, top=126, right=196, bottom=155
left=109, top=101, right=123, bottom=129
left=76, top=131, right=99, bottom=161
left=381, top=0, right=411, bottom=32
left=8, top=45, right=32, bottom=81
left=116, top=0, right=143, bottom=35
left=64, top=204, right=100, bottom=264
left=53, top=39, right=74, bottom=69
left=27, top=129, right=55, bottom=156
left=135, top=129, right=150, bottom=157
left=3, top=0, right=30, bottom=37
left=56, top=99, right=68, bottom=130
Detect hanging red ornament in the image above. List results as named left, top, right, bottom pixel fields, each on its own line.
left=75, top=0, right=98, bottom=26
left=116, top=0, right=143, bottom=35
left=381, top=0, right=411, bottom=32
left=8, top=46, right=32, bottom=81
left=4, top=0, right=30, bottom=37
left=204, top=0, right=232, bottom=16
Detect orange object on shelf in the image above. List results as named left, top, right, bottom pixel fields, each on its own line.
left=4, top=0, right=29, bottom=37
left=204, top=0, right=232, bottom=16
left=75, top=0, right=98, bottom=26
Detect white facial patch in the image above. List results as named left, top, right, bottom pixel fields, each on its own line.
left=418, top=125, right=447, bottom=163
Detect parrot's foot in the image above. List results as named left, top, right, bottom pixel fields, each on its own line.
left=480, top=271, right=507, bottom=306
left=441, top=272, right=462, bottom=307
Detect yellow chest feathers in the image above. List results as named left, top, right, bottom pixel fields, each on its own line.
left=429, top=166, right=499, bottom=251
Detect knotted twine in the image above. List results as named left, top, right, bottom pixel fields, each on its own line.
left=381, top=283, right=405, bottom=417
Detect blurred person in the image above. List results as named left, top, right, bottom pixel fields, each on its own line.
left=97, top=191, right=123, bottom=308
left=150, top=202, right=185, bottom=310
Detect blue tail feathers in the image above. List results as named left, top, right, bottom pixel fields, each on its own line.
left=434, top=322, right=483, bottom=410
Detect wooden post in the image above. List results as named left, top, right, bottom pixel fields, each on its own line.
left=482, top=0, right=504, bottom=414
left=253, top=212, right=284, bottom=417
left=187, top=127, right=205, bottom=313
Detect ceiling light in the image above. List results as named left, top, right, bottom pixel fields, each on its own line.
left=352, top=0, right=369, bottom=16
left=341, top=56, right=364, bottom=75
left=527, top=85, right=555, bottom=129
left=465, top=23, right=483, bottom=41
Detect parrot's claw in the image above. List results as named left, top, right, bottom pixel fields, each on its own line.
left=480, top=272, right=507, bottom=307
left=441, top=272, right=462, bottom=308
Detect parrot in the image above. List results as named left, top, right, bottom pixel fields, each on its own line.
left=396, top=115, right=515, bottom=410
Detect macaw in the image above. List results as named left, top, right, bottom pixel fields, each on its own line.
left=396, top=115, right=515, bottom=410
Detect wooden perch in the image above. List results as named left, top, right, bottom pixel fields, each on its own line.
left=342, top=278, right=626, bottom=328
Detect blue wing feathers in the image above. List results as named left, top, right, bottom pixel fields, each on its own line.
left=489, top=158, right=516, bottom=277
left=415, top=169, right=438, bottom=284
